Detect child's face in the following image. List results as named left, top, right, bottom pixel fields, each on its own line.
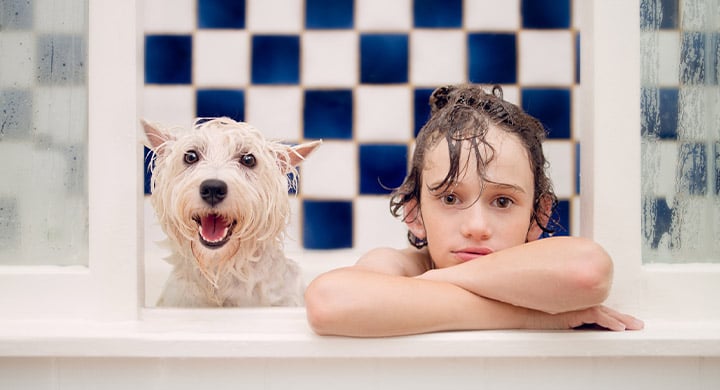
left=406, top=125, right=539, bottom=268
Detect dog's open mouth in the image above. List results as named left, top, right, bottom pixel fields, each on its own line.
left=193, top=213, right=236, bottom=248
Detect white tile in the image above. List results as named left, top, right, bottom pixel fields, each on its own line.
left=141, top=86, right=195, bottom=126
left=34, top=0, right=87, bottom=33
left=519, top=31, right=574, bottom=86
left=571, top=196, right=580, bottom=236
left=356, top=0, right=412, bottom=31
left=194, top=31, right=250, bottom=87
left=496, top=84, right=519, bottom=106
left=143, top=0, right=196, bottom=33
left=354, top=196, right=409, bottom=252
left=0, top=32, right=35, bottom=88
left=284, top=196, right=302, bottom=252
left=572, top=85, right=582, bottom=139
left=657, top=31, right=680, bottom=87
left=355, top=86, right=412, bottom=142
left=542, top=140, right=574, bottom=198
left=245, top=86, right=302, bottom=141
left=302, top=32, right=358, bottom=87
left=247, top=0, right=302, bottom=33
left=410, top=31, right=466, bottom=86
left=33, top=86, right=87, bottom=144
left=572, top=0, right=583, bottom=29
left=300, top=141, right=357, bottom=198
left=464, top=0, right=520, bottom=31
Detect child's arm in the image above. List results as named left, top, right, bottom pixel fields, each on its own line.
left=304, top=245, right=642, bottom=337
left=417, top=236, right=613, bottom=314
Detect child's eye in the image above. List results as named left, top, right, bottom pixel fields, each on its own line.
left=493, top=196, right=514, bottom=208
left=441, top=193, right=459, bottom=205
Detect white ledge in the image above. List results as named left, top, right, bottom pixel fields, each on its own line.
left=1, top=308, right=719, bottom=358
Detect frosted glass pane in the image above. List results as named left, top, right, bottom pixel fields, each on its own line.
left=0, top=0, right=88, bottom=265
left=640, top=0, right=720, bottom=263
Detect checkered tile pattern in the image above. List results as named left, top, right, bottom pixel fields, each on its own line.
left=142, top=0, right=581, bottom=251
left=0, top=0, right=88, bottom=265
left=640, top=0, right=719, bottom=262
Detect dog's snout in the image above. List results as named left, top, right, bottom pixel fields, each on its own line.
left=200, top=179, right=228, bottom=206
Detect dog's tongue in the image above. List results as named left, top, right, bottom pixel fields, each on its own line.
left=200, top=214, right=229, bottom=242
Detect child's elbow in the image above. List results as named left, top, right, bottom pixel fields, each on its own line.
left=571, top=238, right=613, bottom=305
left=304, top=273, right=346, bottom=336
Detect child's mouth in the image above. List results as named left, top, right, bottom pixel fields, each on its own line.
left=453, top=247, right=493, bottom=262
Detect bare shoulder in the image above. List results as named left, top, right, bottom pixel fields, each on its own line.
left=355, top=247, right=432, bottom=277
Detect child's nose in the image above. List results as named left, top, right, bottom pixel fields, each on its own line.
left=460, top=203, right=491, bottom=240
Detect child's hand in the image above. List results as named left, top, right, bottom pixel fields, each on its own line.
left=530, top=305, right=644, bottom=331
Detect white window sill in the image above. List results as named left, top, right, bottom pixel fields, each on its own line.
left=1, top=308, right=719, bottom=358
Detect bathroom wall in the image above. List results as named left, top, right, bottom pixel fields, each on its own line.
left=142, top=0, right=582, bottom=253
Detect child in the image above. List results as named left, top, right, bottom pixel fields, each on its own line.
left=304, top=84, right=644, bottom=337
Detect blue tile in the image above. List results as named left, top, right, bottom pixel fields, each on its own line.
left=0, top=0, right=33, bottom=29
left=251, top=35, right=300, bottom=84
left=303, top=200, right=353, bottom=249
left=575, top=32, right=581, bottom=84
left=680, top=32, right=710, bottom=85
left=641, top=88, right=678, bottom=139
left=0, top=197, right=19, bottom=250
left=468, top=33, right=517, bottom=84
left=306, top=0, right=354, bottom=29
left=36, top=34, right=87, bottom=85
left=413, top=0, right=462, bottom=28
left=196, top=89, right=245, bottom=122
left=359, top=144, right=408, bottom=195
left=575, top=142, right=581, bottom=195
left=303, top=90, right=353, bottom=140
left=360, top=34, right=409, bottom=84
left=414, top=88, right=434, bottom=137
left=715, top=142, right=720, bottom=195
left=643, top=197, right=673, bottom=249
left=198, top=0, right=246, bottom=29
left=144, top=146, right=155, bottom=195
left=0, top=89, right=32, bottom=139
left=542, top=199, right=570, bottom=238
left=522, top=0, right=570, bottom=29
left=641, top=0, right=678, bottom=30
left=521, top=88, right=571, bottom=139
left=145, top=35, right=192, bottom=84
left=678, top=143, right=707, bottom=195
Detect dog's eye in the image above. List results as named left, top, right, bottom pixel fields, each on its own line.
left=184, top=150, right=199, bottom=165
left=240, top=154, right=256, bottom=168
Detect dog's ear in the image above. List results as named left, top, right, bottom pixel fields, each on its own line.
left=141, top=119, right=175, bottom=153
left=284, top=140, right=322, bottom=167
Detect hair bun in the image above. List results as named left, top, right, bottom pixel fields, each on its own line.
left=429, top=85, right=454, bottom=113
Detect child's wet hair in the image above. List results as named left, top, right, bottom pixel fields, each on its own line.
left=390, top=84, right=558, bottom=248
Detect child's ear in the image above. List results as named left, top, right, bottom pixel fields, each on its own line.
left=141, top=119, right=175, bottom=154
left=403, top=199, right=427, bottom=241
left=283, top=140, right=322, bottom=168
left=527, top=195, right=553, bottom=242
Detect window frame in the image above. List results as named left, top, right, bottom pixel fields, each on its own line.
left=0, top=0, right=141, bottom=321
left=1, top=0, right=717, bottom=325
left=579, top=0, right=720, bottom=322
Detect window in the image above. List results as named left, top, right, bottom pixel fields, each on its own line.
left=0, top=1, right=140, bottom=320
left=580, top=0, right=719, bottom=321
left=640, top=0, right=719, bottom=264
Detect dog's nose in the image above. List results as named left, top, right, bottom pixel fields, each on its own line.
left=199, top=179, right=228, bottom=206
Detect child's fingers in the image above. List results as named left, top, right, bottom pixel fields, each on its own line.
left=599, top=306, right=645, bottom=330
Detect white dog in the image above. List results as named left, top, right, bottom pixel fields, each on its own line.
left=142, top=117, right=320, bottom=307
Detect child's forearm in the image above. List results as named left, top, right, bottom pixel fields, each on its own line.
left=305, top=267, right=537, bottom=337
left=417, top=237, right=613, bottom=314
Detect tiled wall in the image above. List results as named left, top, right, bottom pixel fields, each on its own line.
left=142, top=0, right=581, bottom=251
